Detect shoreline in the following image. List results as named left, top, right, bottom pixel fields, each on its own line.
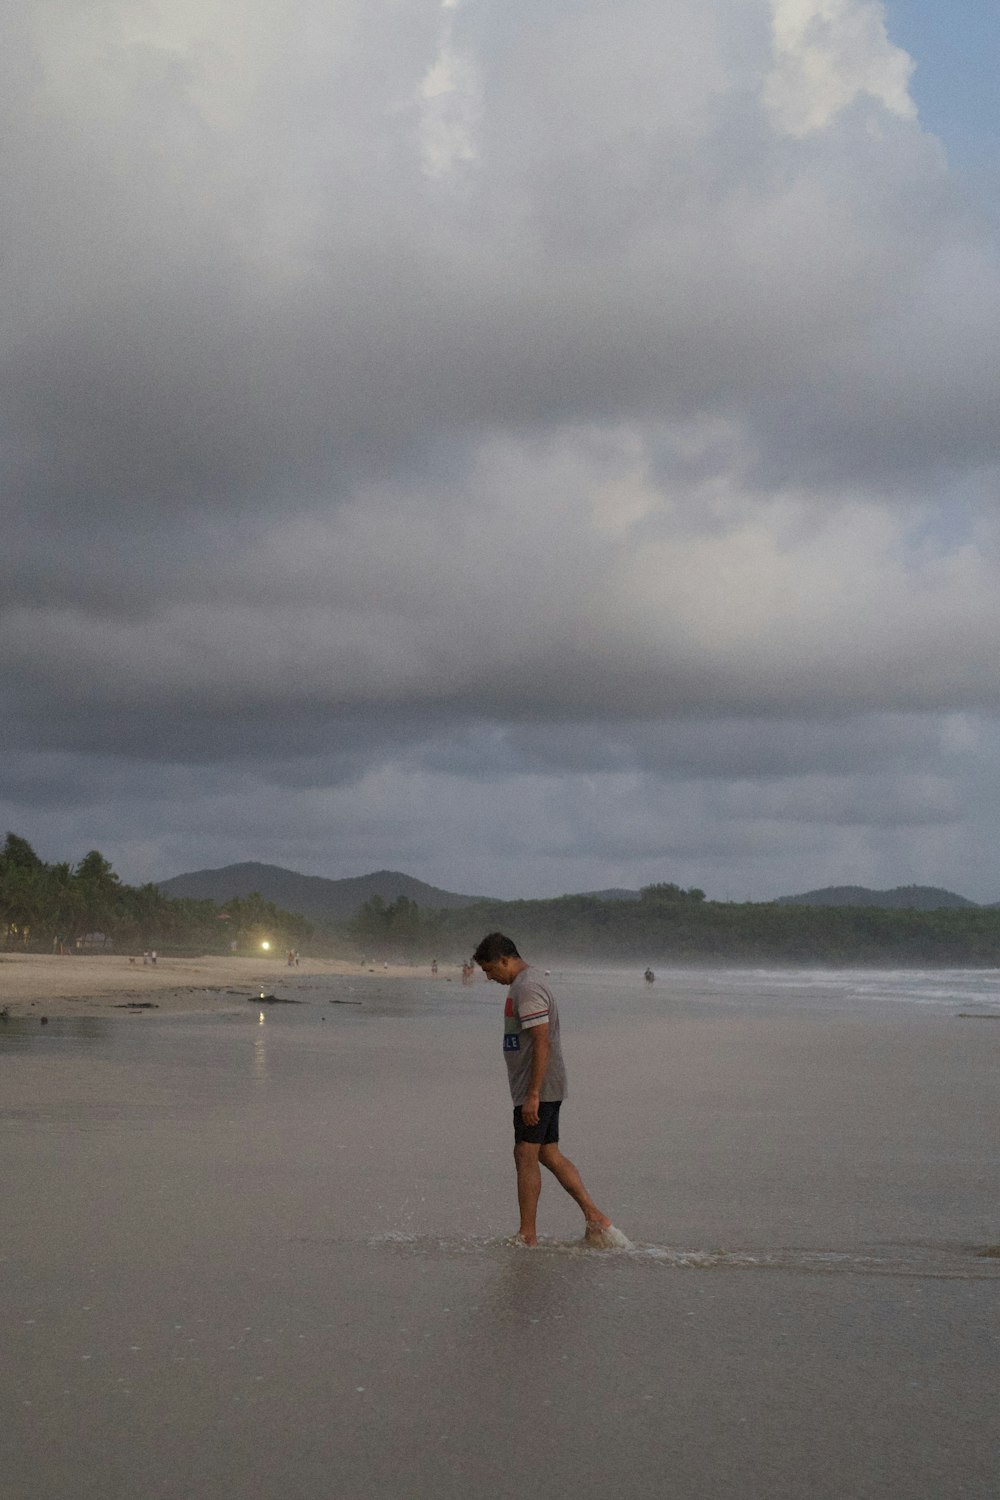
left=0, top=952, right=454, bottom=1019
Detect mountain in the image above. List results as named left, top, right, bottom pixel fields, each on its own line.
left=775, top=884, right=977, bottom=910
left=156, top=867, right=984, bottom=921
left=156, top=862, right=490, bottom=922
left=574, top=888, right=642, bottom=902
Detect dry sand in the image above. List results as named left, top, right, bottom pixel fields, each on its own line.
left=0, top=951, right=448, bottom=1017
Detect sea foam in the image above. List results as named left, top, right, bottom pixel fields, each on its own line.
left=584, top=1224, right=634, bottom=1250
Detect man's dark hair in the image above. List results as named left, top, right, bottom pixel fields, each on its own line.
left=473, top=932, right=521, bottom=964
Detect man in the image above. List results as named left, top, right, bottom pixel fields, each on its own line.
left=473, top=931, right=623, bottom=1248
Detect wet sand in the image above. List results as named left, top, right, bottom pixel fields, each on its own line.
left=2, top=969, right=998, bottom=1499
left=0, top=952, right=449, bottom=1017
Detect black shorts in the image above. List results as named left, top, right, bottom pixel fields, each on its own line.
left=513, top=1100, right=561, bottom=1145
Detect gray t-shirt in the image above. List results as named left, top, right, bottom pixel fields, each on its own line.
left=502, top=967, right=568, bottom=1105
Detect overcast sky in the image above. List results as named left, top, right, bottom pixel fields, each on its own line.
left=3, top=0, right=1000, bottom=902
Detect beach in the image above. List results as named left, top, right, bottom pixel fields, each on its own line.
left=0, top=951, right=444, bottom=1017
left=3, top=966, right=999, bottom=1499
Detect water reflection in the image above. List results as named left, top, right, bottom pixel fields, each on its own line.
left=254, top=1010, right=269, bottom=1083
left=481, top=1242, right=592, bottom=1329
left=0, top=1013, right=111, bottom=1049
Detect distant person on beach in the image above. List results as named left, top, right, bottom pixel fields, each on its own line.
left=473, top=932, right=623, bottom=1249
left=644, top=967, right=655, bottom=984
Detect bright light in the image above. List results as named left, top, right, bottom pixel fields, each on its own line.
left=261, top=940, right=271, bottom=951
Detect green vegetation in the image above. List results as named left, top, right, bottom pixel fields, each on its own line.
left=352, top=881, right=1000, bottom=966
left=7, top=831, right=1000, bottom=966
left=0, top=833, right=313, bottom=955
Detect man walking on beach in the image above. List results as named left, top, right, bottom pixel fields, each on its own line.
left=473, top=932, right=622, bottom=1248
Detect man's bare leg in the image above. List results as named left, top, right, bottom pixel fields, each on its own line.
left=513, top=1142, right=543, bottom=1245
left=538, top=1143, right=612, bottom=1237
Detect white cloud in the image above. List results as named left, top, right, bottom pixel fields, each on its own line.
left=419, top=1, right=481, bottom=177
left=765, top=0, right=916, bottom=136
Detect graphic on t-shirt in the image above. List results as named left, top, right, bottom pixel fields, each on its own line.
left=503, top=992, right=520, bottom=1049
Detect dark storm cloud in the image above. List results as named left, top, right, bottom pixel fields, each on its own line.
left=4, top=0, right=1000, bottom=898
left=415, top=714, right=957, bottom=782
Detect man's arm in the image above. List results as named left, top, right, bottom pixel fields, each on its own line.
left=521, top=1022, right=549, bottom=1126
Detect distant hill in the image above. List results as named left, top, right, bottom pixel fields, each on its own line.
left=156, top=866, right=986, bottom=924
left=156, top=862, right=490, bottom=922
left=575, top=888, right=641, bottom=902
left=776, top=884, right=977, bottom=910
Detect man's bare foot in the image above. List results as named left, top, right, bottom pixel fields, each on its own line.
left=584, top=1222, right=633, bottom=1250
left=584, top=1214, right=613, bottom=1240
left=509, top=1231, right=538, bottom=1247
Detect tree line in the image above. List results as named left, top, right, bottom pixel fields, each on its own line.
left=0, top=834, right=312, bottom=954
left=350, top=881, right=1000, bottom=966
left=8, top=831, right=1000, bottom=966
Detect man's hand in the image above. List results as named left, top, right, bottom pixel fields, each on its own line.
left=521, top=1022, right=549, bottom=1128
left=522, top=1090, right=541, bottom=1127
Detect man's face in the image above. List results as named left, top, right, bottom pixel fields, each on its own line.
left=478, top=956, right=516, bottom=985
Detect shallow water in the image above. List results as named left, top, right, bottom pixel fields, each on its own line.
left=3, top=969, right=999, bottom=1499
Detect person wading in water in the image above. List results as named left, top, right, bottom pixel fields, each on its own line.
left=473, top=932, right=626, bottom=1249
